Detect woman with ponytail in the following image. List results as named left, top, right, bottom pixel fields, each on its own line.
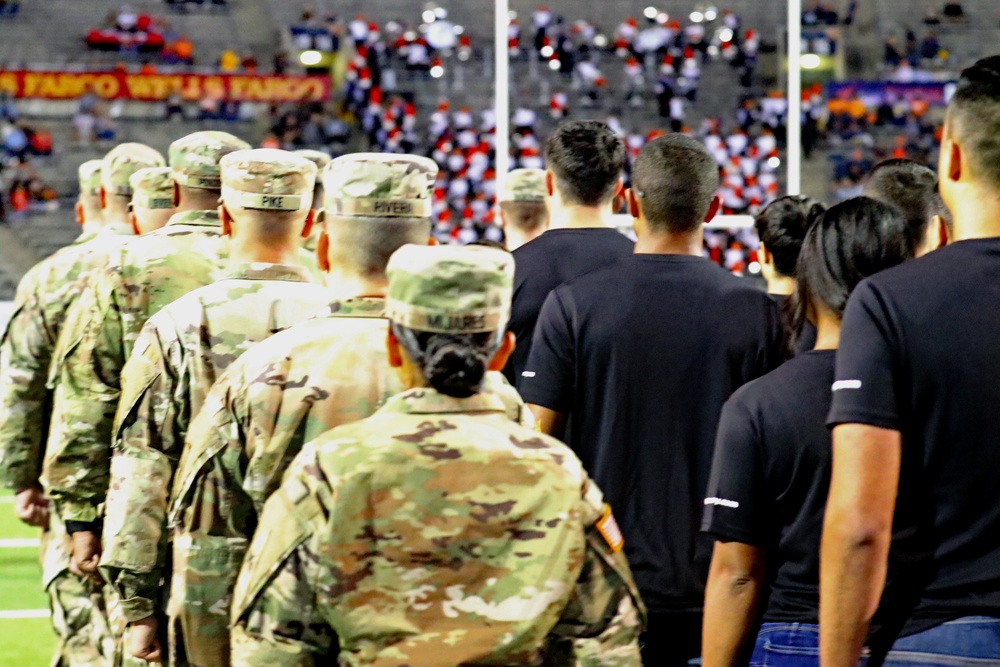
left=700, top=197, right=916, bottom=667
left=231, top=245, right=644, bottom=666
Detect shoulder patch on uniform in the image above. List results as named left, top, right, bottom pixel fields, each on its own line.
left=595, top=504, right=624, bottom=553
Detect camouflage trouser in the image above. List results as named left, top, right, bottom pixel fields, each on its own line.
left=43, top=513, right=118, bottom=667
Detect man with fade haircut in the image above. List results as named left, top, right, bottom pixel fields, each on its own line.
left=0, top=146, right=163, bottom=667
left=101, top=149, right=330, bottom=666
left=294, top=149, right=332, bottom=252
left=863, top=157, right=952, bottom=256
left=498, top=168, right=549, bottom=251
left=522, top=134, right=785, bottom=666
left=231, top=245, right=644, bottom=666
left=41, top=130, right=250, bottom=588
left=128, top=167, right=176, bottom=235
left=822, top=56, right=1000, bottom=666
left=503, top=120, right=634, bottom=387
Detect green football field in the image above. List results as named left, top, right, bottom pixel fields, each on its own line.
left=0, top=490, right=57, bottom=665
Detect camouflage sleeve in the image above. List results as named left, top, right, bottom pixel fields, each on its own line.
left=42, top=269, right=126, bottom=524
left=230, top=450, right=336, bottom=667
left=101, top=322, right=183, bottom=622
left=0, top=270, right=54, bottom=490
left=547, top=481, right=645, bottom=666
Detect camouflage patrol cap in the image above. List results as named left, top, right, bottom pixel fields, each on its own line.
left=169, top=131, right=251, bottom=190
left=323, top=153, right=438, bottom=218
left=101, top=143, right=167, bottom=197
left=386, top=245, right=514, bottom=334
left=293, top=149, right=332, bottom=171
left=78, top=159, right=104, bottom=197
left=497, top=168, right=547, bottom=202
left=220, top=149, right=317, bottom=211
left=129, top=167, right=174, bottom=210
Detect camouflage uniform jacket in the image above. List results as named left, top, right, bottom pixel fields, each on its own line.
left=42, top=210, right=227, bottom=525
left=167, top=299, right=532, bottom=667
left=0, top=224, right=134, bottom=491
left=231, top=386, right=645, bottom=667
left=100, top=262, right=329, bottom=623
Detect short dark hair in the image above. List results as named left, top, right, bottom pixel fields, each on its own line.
left=499, top=200, right=548, bottom=233
left=544, top=120, right=625, bottom=206
left=864, top=159, right=952, bottom=247
left=631, top=134, right=719, bottom=233
left=949, top=56, right=1000, bottom=191
left=754, top=195, right=827, bottom=278
left=793, top=196, right=915, bottom=339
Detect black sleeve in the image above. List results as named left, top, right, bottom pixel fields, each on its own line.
left=827, top=280, right=901, bottom=430
left=519, top=288, right=575, bottom=413
left=701, top=394, right=772, bottom=546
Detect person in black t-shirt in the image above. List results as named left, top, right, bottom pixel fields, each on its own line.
left=522, top=134, right=785, bottom=667
left=754, top=195, right=827, bottom=354
left=863, top=158, right=952, bottom=257
left=823, top=56, right=1000, bottom=666
left=503, top=120, right=634, bottom=386
left=701, top=197, right=914, bottom=667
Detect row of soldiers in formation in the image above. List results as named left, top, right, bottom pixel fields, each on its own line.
left=0, top=130, right=643, bottom=665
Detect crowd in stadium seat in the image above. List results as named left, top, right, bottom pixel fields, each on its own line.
left=0, top=106, right=59, bottom=224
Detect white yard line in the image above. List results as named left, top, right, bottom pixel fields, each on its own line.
left=0, top=538, right=40, bottom=548
left=0, top=609, right=49, bottom=619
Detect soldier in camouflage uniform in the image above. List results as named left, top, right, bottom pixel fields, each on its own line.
left=128, top=167, right=176, bottom=235
left=41, top=131, right=251, bottom=585
left=232, top=244, right=646, bottom=666
left=98, top=149, right=331, bottom=665
left=1, top=147, right=165, bottom=667
left=163, top=153, right=439, bottom=667
left=497, top=167, right=549, bottom=251
left=293, top=149, right=331, bottom=251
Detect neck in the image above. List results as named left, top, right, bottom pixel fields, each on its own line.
left=81, top=220, right=103, bottom=234
left=546, top=202, right=615, bottom=230
left=175, top=190, right=221, bottom=214
left=950, top=186, right=1000, bottom=241
left=323, top=268, right=388, bottom=300
left=766, top=275, right=797, bottom=296
left=634, top=227, right=704, bottom=256
left=227, top=240, right=301, bottom=267
left=812, top=309, right=842, bottom=350
left=504, top=227, right=543, bottom=251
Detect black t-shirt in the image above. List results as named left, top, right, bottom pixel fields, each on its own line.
left=702, top=350, right=836, bottom=623
left=521, top=254, right=785, bottom=613
left=504, top=228, right=634, bottom=386
left=828, top=238, right=1000, bottom=639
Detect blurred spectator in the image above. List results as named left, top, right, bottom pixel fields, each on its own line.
left=943, top=2, right=965, bottom=20
left=219, top=48, right=239, bottom=72
left=0, top=0, right=20, bottom=18
left=273, top=50, right=290, bottom=74
left=117, top=5, right=138, bottom=31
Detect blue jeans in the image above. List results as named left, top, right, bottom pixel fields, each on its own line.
left=882, top=616, right=1000, bottom=666
left=750, top=623, right=869, bottom=667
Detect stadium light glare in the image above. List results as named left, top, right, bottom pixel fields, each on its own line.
left=594, top=34, right=609, bottom=48
left=454, top=25, right=464, bottom=35
left=719, top=28, right=734, bottom=42
left=540, top=45, right=555, bottom=58
left=508, top=10, right=518, bottom=20
left=548, top=59, right=561, bottom=70
left=644, top=6, right=658, bottom=20
left=705, top=7, right=718, bottom=21
left=422, top=10, right=436, bottom=23
left=690, top=11, right=704, bottom=23
left=300, top=50, right=322, bottom=66
left=430, top=65, right=445, bottom=78
left=800, top=53, right=821, bottom=69
left=656, top=12, right=669, bottom=24
left=748, top=261, right=761, bottom=275
left=768, top=156, right=782, bottom=169
left=435, top=7, right=447, bottom=19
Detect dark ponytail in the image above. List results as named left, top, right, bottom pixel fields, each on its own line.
left=392, top=324, right=503, bottom=398
left=792, top=196, right=915, bottom=340
left=754, top=195, right=827, bottom=277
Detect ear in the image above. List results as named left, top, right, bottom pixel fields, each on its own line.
left=386, top=327, right=404, bottom=368
left=487, top=331, right=516, bottom=371
left=704, top=194, right=722, bottom=224
left=626, top=188, right=640, bottom=219
left=75, top=200, right=85, bottom=225
left=497, top=205, right=508, bottom=229
left=946, top=139, right=962, bottom=184
left=317, top=230, right=331, bottom=273
left=172, top=180, right=181, bottom=208
left=545, top=170, right=555, bottom=197
left=130, top=212, right=140, bottom=235
left=301, top=209, right=316, bottom=239
left=99, top=187, right=107, bottom=210
left=219, top=205, right=232, bottom=237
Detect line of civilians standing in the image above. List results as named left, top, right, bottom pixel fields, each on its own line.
left=510, top=55, right=1000, bottom=666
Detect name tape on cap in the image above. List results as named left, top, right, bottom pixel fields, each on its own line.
left=332, top=198, right=432, bottom=218
left=386, top=299, right=504, bottom=334
left=223, top=187, right=308, bottom=211
left=132, top=194, right=174, bottom=210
